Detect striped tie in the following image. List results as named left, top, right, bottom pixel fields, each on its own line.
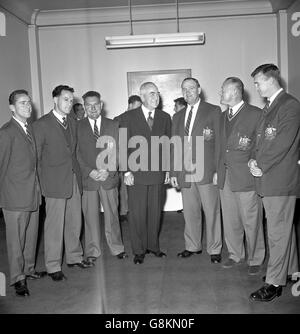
left=62, top=116, right=67, bottom=128
left=94, top=119, right=100, bottom=140
left=147, top=111, right=154, bottom=131
left=263, top=100, right=270, bottom=114
left=184, top=106, right=194, bottom=136
left=228, top=108, right=234, bottom=119
left=24, top=124, right=33, bottom=142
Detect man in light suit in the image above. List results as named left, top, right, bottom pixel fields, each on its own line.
left=249, top=64, right=300, bottom=302
left=216, top=77, right=265, bottom=274
left=170, top=77, right=222, bottom=263
left=0, top=90, right=45, bottom=296
left=33, top=85, right=92, bottom=282
left=119, top=82, right=172, bottom=264
left=77, top=91, right=127, bottom=263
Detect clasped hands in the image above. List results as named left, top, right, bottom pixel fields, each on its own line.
left=248, top=159, right=263, bottom=177
left=89, top=169, right=109, bottom=181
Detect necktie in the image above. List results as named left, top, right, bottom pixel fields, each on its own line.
left=228, top=108, right=234, bottom=118
left=62, top=116, right=67, bottom=128
left=94, top=119, right=100, bottom=140
left=263, top=100, right=270, bottom=113
left=147, top=111, right=154, bottom=131
left=24, top=124, right=33, bottom=143
left=184, top=106, right=194, bottom=136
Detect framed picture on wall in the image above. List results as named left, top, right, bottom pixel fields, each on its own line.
left=127, top=69, right=191, bottom=117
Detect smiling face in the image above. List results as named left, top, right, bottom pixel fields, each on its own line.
left=84, top=95, right=102, bottom=120
left=54, top=90, right=74, bottom=116
left=10, top=93, right=32, bottom=123
left=140, top=83, right=159, bottom=110
left=181, top=79, right=201, bottom=106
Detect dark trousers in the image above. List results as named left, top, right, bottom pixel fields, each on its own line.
left=127, top=184, right=163, bottom=255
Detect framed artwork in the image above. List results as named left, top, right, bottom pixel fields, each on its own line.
left=127, top=69, right=191, bottom=117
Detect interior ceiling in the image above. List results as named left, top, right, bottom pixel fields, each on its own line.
left=0, top=0, right=297, bottom=24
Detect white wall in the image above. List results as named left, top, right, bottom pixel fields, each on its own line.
left=0, top=9, right=31, bottom=125
left=38, top=14, right=277, bottom=117
left=288, top=1, right=300, bottom=101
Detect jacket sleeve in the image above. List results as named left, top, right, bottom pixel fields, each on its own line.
left=257, top=100, right=300, bottom=173
left=0, top=130, right=11, bottom=186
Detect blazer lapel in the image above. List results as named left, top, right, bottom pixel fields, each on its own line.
left=49, top=111, right=71, bottom=150
left=11, top=118, right=36, bottom=157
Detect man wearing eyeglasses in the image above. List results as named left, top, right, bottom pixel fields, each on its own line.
left=77, top=91, right=127, bottom=264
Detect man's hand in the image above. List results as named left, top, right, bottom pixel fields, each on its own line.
left=213, top=172, right=218, bottom=185
left=248, top=159, right=263, bottom=177
left=124, top=172, right=134, bottom=186
left=89, top=169, right=101, bottom=181
left=164, top=172, right=170, bottom=184
left=98, top=169, right=109, bottom=181
left=170, top=176, right=179, bottom=188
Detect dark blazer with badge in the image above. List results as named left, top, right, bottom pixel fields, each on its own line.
left=32, top=111, right=82, bottom=198
left=0, top=119, right=40, bottom=211
left=216, top=103, right=261, bottom=192
left=119, top=107, right=172, bottom=185
left=77, top=116, right=119, bottom=191
left=255, top=91, right=300, bottom=196
left=171, top=101, right=220, bottom=188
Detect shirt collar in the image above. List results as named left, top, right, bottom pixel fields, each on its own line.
left=230, top=100, right=244, bottom=115
left=268, top=88, right=283, bottom=106
left=12, top=116, right=27, bottom=132
left=53, top=109, right=67, bottom=123
left=88, top=116, right=101, bottom=129
left=142, top=104, right=155, bottom=119
left=188, top=98, right=201, bottom=112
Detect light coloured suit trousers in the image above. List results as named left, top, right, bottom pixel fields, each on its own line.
left=263, top=196, right=299, bottom=286
left=181, top=182, right=222, bottom=255
left=3, top=209, right=39, bottom=285
left=44, top=175, right=83, bottom=273
left=82, top=187, right=124, bottom=257
left=220, top=172, right=265, bottom=265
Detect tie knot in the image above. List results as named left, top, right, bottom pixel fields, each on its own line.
left=228, top=108, right=234, bottom=118
left=148, top=111, right=152, bottom=118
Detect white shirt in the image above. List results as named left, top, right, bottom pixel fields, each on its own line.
left=88, top=116, right=101, bottom=133
left=184, top=98, right=201, bottom=139
left=230, top=100, right=244, bottom=117
left=53, top=109, right=67, bottom=123
left=268, top=88, right=283, bottom=106
left=12, top=116, right=27, bottom=134
left=142, top=104, right=155, bottom=120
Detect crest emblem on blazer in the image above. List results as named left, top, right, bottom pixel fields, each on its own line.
left=203, top=126, right=214, bottom=141
left=264, top=124, right=277, bottom=141
left=237, top=135, right=251, bottom=150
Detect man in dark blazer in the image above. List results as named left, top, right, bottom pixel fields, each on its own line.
left=249, top=64, right=300, bottom=302
left=216, top=77, right=265, bottom=274
left=0, top=90, right=45, bottom=296
left=114, top=95, right=142, bottom=220
left=119, top=82, right=171, bottom=264
left=170, top=77, right=222, bottom=263
left=33, top=85, right=92, bottom=282
left=77, top=91, right=127, bottom=263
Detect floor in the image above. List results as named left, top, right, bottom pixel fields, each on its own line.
left=0, top=204, right=300, bottom=314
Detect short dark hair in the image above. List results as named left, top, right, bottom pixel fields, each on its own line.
left=251, top=64, right=281, bottom=83
left=128, top=95, right=142, bottom=105
left=52, top=85, right=74, bottom=98
left=181, top=77, right=200, bottom=88
left=174, top=97, right=187, bottom=107
left=224, top=77, right=244, bottom=96
left=9, top=89, right=29, bottom=105
left=73, top=103, right=83, bottom=110
left=82, top=91, right=101, bottom=101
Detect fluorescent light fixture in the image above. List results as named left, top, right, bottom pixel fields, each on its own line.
left=105, top=32, right=205, bottom=49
